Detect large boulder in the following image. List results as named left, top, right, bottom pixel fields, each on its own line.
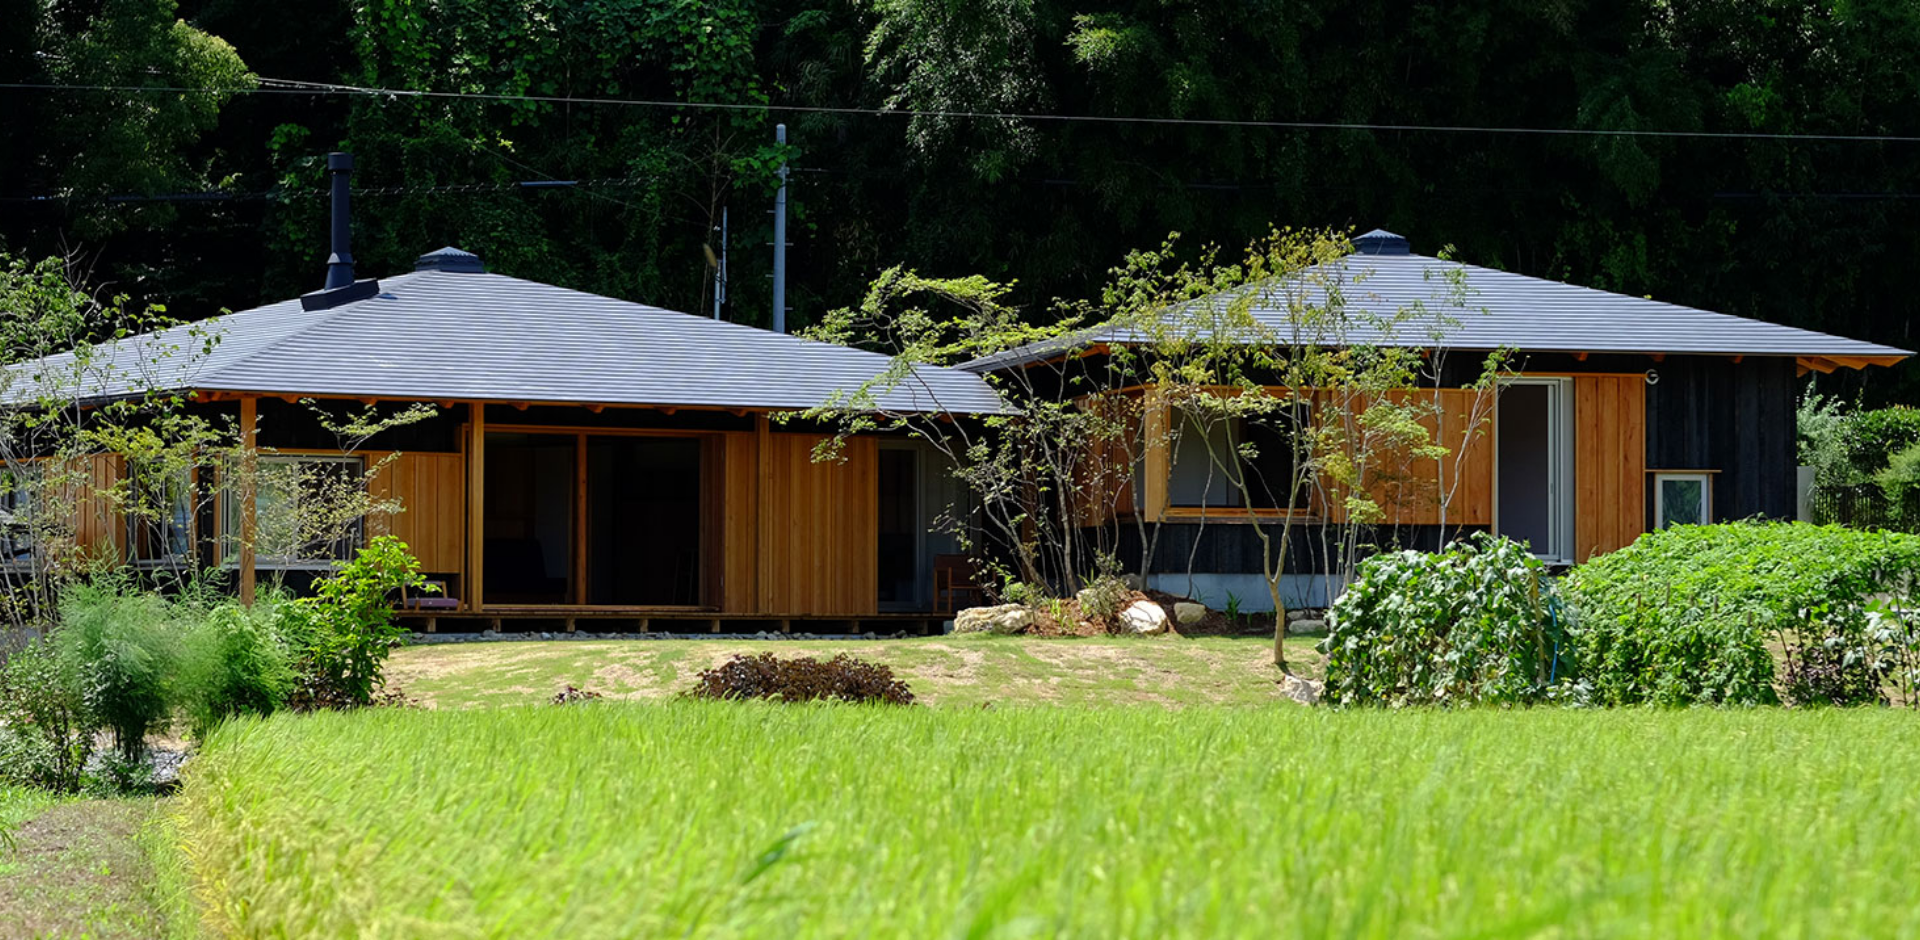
left=954, top=603, right=1034, bottom=635
left=1118, top=599, right=1170, bottom=635
left=1289, top=619, right=1328, bottom=636
left=1172, top=601, right=1209, bottom=626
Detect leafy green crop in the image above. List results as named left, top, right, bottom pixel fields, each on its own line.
left=1323, top=533, right=1571, bottom=707
left=1565, top=522, right=1920, bottom=706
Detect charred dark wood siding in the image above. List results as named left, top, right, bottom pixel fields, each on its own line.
left=1645, top=356, right=1797, bottom=522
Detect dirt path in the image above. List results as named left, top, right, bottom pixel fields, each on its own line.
left=0, top=800, right=165, bottom=940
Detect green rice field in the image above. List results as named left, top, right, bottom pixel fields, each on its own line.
left=169, top=704, right=1920, bottom=939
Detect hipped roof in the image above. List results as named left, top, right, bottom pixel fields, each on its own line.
left=13, top=255, right=1005, bottom=415
left=961, top=231, right=1912, bottom=374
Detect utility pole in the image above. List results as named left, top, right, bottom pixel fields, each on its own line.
left=712, top=205, right=728, bottom=320
left=771, top=123, right=788, bottom=334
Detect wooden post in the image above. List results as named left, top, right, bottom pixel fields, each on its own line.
left=573, top=433, right=588, bottom=604
left=238, top=395, right=259, bottom=606
left=754, top=413, right=772, bottom=612
left=1143, top=385, right=1170, bottom=522
left=467, top=402, right=486, bottom=613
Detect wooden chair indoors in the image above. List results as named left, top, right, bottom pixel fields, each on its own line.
left=932, top=554, right=985, bottom=614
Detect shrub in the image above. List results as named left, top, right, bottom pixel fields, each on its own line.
left=282, top=536, right=428, bottom=709
left=687, top=653, right=915, bottom=705
left=0, top=636, right=94, bottom=792
left=1564, top=522, right=1920, bottom=707
left=178, top=597, right=296, bottom=736
left=1075, top=574, right=1131, bottom=622
left=54, top=583, right=181, bottom=761
left=1322, top=533, right=1572, bottom=707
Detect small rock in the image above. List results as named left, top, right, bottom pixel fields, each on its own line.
left=1173, top=601, right=1209, bottom=625
left=540, top=632, right=553, bottom=640
left=1117, top=599, right=1169, bottom=635
left=1290, top=619, right=1328, bottom=636
left=1278, top=673, right=1324, bottom=706
left=954, top=603, right=1034, bottom=635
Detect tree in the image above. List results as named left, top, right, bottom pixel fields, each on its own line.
left=0, top=252, right=233, bottom=626
left=808, top=229, right=1509, bottom=671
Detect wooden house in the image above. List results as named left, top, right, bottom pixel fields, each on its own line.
left=15, top=158, right=1001, bottom=633
left=961, top=229, right=1913, bottom=610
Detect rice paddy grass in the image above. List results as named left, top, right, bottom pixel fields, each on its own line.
left=170, top=703, right=1920, bottom=939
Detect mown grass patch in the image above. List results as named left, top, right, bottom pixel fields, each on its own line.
left=173, top=704, right=1920, bottom=939
left=387, top=635, right=1323, bottom=709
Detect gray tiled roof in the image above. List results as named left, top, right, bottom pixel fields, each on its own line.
left=9, top=265, right=1004, bottom=414
left=962, top=237, right=1912, bottom=372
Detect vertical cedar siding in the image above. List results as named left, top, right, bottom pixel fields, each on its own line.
left=366, top=452, right=467, bottom=573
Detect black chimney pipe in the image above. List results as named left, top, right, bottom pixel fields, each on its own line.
left=324, top=152, right=356, bottom=290
left=300, top=151, right=380, bottom=311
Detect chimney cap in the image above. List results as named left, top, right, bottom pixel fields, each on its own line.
left=415, top=246, right=486, bottom=274
left=1354, top=229, right=1412, bottom=255
left=327, top=151, right=353, bottom=171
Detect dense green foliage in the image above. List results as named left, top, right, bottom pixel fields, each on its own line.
left=1323, top=534, right=1571, bottom=706
left=53, top=584, right=183, bottom=762
left=174, top=704, right=1920, bottom=937
left=0, top=538, right=426, bottom=792
left=176, top=597, right=296, bottom=737
left=0, top=638, right=93, bottom=791
left=1802, top=396, right=1920, bottom=530
left=1565, top=522, right=1920, bottom=706
left=6, top=0, right=1920, bottom=399
left=280, top=535, right=428, bottom=708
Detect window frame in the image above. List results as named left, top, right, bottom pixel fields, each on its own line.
left=1493, top=376, right=1576, bottom=563
left=126, top=462, right=199, bottom=567
left=1165, top=410, right=1314, bottom=517
left=221, top=453, right=368, bottom=571
left=1653, top=471, right=1713, bottom=529
left=0, top=463, right=41, bottom=569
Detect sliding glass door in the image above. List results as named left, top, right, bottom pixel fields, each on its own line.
left=484, top=430, right=707, bottom=607
left=586, top=437, right=703, bottom=606
left=1495, top=379, right=1574, bottom=561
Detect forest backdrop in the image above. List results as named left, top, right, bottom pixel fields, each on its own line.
left=4, top=0, right=1920, bottom=400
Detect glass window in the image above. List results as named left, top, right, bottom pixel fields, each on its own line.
left=127, top=463, right=196, bottom=563
left=1168, top=413, right=1309, bottom=510
left=223, top=454, right=366, bottom=568
left=1655, top=473, right=1711, bottom=528
left=0, top=464, right=39, bottom=565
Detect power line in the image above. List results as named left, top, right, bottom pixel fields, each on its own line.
left=0, top=177, right=659, bottom=204
left=2, top=77, right=1919, bottom=145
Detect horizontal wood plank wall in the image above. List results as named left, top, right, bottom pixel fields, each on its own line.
left=757, top=433, right=878, bottom=616
left=1574, top=375, right=1647, bottom=560
left=366, top=452, right=466, bottom=572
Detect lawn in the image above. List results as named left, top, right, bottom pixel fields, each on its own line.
left=387, top=635, right=1325, bottom=708
left=169, top=704, right=1920, bottom=939
left=0, top=792, right=170, bottom=940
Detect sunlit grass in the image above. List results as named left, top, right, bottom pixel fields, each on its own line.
left=387, top=635, right=1324, bottom=709
left=172, top=704, right=1920, bottom=938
